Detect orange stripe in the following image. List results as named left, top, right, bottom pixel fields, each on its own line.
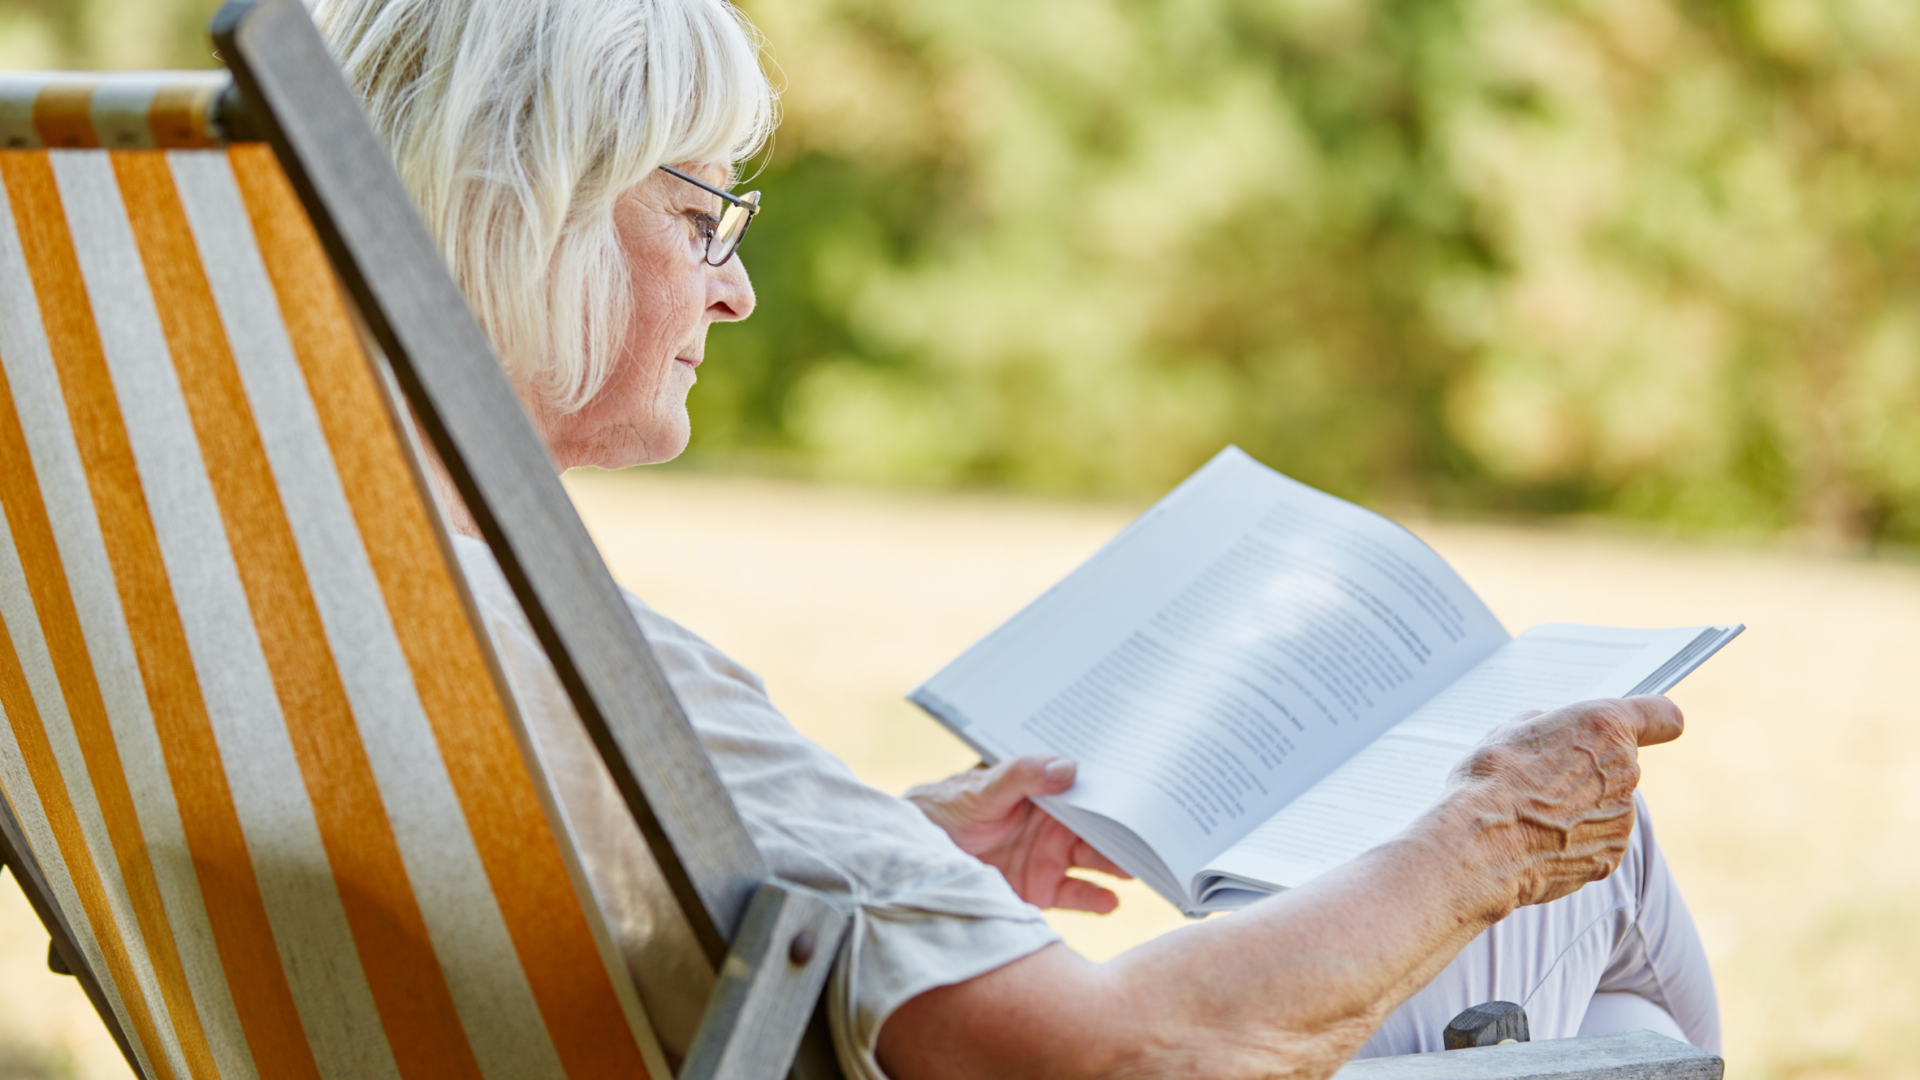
left=110, top=150, right=487, bottom=1080
left=31, top=85, right=98, bottom=149
left=16, top=149, right=319, bottom=1080
left=228, top=144, right=658, bottom=1078
left=0, top=365, right=176, bottom=1080
left=147, top=86, right=220, bottom=151
left=0, top=150, right=219, bottom=1080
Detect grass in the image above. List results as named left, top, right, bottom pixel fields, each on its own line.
left=1, top=470, right=1911, bottom=1078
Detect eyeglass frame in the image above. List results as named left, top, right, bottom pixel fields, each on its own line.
left=658, top=164, right=761, bottom=267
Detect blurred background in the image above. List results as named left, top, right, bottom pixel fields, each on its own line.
left=14, top=0, right=1920, bottom=542
left=2, top=0, right=1917, bottom=1076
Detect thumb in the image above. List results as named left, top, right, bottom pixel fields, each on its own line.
left=978, top=756, right=1077, bottom=814
left=1623, top=695, right=1685, bottom=747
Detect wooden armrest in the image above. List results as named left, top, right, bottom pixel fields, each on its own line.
left=1333, top=1031, right=1723, bottom=1080
left=680, top=881, right=849, bottom=1080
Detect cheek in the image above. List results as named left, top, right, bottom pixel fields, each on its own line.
left=608, top=276, right=702, bottom=418
left=624, top=258, right=705, bottom=360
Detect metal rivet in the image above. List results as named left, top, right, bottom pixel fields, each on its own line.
left=788, top=929, right=817, bottom=966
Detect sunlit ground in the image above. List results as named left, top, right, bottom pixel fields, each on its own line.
left=3, top=469, right=1915, bottom=1079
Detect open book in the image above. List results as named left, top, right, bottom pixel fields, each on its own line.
left=911, top=447, right=1741, bottom=916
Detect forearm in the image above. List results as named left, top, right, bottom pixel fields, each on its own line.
left=880, top=794, right=1519, bottom=1080
left=1117, top=796, right=1521, bottom=1072
left=880, top=697, right=1676, bottom=1080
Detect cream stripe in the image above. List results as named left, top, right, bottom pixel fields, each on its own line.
left=0, top=509, right=151, bottom=1080
left=42, top=150, right=253, bottom=1079
left=0, top=160, right=182, bottom=1080
left=87, top=83, right=159, bottom=151
left=168, top=150, right=570, bottom=1080
left=77, top=152, right=398, bottom=1080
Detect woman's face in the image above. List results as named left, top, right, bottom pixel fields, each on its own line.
left=524, top=162, right=756, bottom=470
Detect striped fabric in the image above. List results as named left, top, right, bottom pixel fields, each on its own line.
left=0, top=142, right=668, bottom=1080
left=0, top=73, right=231, bottom=150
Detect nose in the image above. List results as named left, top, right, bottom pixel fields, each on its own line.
left=707, top=253, right=756, bottom=323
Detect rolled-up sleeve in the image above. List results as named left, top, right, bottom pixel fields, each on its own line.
left=453, top=537, right=1059, bottom=1079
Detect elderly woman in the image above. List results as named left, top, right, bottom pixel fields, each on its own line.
left=315, top=0, right=1719, bottom=1076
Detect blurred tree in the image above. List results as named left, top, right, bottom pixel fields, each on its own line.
left=0, top=0, right=220, bottom=70
left=9, top=0, right=1920, bottom=544
left=719, top=0, right=1920, bottom=543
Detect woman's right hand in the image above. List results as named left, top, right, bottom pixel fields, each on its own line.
left=1438, top=695, right=1685, bottom=912
left=906, top=756, right=1132, bottom=913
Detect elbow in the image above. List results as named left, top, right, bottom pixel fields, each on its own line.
left=877, top=944, right=1144, bottom=1080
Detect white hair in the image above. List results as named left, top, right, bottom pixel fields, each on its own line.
left=312, top=0, right=776, bottom=413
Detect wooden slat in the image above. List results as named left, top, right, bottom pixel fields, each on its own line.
left=0, top=789, right=145, bottom=1078
left=1333, top=1032, right=1724, bottom=1080
left=207, top=0, right=767, bottom=962
left=679, top=884, right=848, bottom=1080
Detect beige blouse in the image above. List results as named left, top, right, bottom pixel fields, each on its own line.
left=452, top=535, right=1059, bottom=1079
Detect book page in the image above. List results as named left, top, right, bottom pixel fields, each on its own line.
left=1193, top=623, right=1742, bottom=909
left=912, top=448, right=1511, bottom=894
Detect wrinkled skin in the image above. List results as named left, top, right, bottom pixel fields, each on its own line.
left=878, top=697, right=1684, bottom=1080
left=1447, top=702, right=1650, bottom=909
left=525, top=162, right=754, bottom=470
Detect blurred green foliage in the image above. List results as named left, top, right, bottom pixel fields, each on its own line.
left=724, top=0, right=1920, bottom=544
left=12, top=0, right=1920, bottom=542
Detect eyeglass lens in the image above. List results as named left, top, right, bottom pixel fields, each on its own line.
left=707, top=190, right=760, bottom=266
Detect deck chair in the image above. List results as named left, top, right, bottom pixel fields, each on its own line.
left=0, top=5, right=843, bottom=1080
left=0, top=2, right=1726, bottom=1079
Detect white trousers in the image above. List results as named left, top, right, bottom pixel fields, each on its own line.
left=1354, top=794, right=1720, bottom=1056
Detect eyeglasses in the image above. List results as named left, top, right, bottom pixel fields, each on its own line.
left=658, top=164, right=761, bottom=267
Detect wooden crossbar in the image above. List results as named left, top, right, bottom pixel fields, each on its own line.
left=0, top=73, right=238, bottom=149
left=1334, top=1031, right=1724, bottom=1080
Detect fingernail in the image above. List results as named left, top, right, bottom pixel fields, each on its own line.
left=1043, top=758, right=1075, bottom=782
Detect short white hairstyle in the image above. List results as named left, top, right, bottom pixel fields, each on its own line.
left=313, top=0, right=776, bottom=413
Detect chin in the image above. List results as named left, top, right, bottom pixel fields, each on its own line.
left=609, top=420, right=691, bottom=469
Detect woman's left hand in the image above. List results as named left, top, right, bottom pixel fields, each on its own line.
left=906, top=756, right=1132, bottom=913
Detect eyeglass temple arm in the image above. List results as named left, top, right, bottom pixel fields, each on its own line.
left=658, top=164, right=757, bottom=212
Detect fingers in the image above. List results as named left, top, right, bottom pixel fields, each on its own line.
left=1052, top=876, right=1121, bottom=915
left=1444, top=695, right=1674, bottom=910
left=977, top=755, right=1078, bottom=816
left=1554, top=695, right=1682, bottom=748
left=1493, top=697, right=1683, bottom=753
left=1620, top=695, right=1684, bottom=747
left=1072, top=840, right=1133, bottom=880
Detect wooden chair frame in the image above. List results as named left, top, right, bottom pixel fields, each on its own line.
left=0, top=3, right=1726, bottom=1079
